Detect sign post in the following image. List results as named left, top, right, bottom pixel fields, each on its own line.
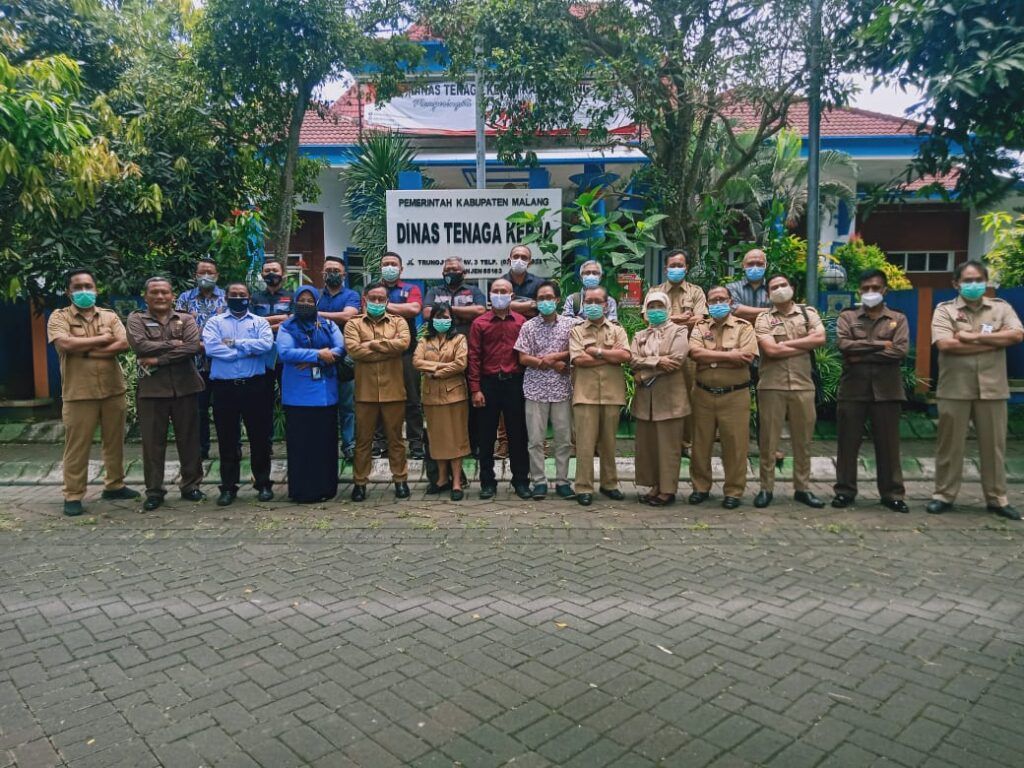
left=386, top=189, right=562, bottom=280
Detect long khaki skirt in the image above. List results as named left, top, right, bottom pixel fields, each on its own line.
left=424, top=400, right=471, bottom=459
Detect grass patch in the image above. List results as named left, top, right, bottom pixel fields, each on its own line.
left=254, top=517, right=282, bottom=532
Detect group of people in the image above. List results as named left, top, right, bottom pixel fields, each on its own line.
left=47, top=244, right=1022, bottom=521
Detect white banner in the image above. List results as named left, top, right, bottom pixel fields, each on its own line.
left=386, top=189, right=562, bottom=280
left=364, top=81, right=633, bottom=135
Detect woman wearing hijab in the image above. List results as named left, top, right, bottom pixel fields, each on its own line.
left=277, top=286, right=345, bottom=503
left=630, top=290, right=691, bottom=506
left=413, top=302, right=470, bottom=501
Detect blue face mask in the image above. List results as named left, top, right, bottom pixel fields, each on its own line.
left=432, top=317, right=452, bottom=333
left=583, top=303, right=604, bottom=321
left=708, top=303, right=731, bottom=320
left=959, top=282, right=986, bottom=301
left=745, top=265, right=766, bottom=282
left=381, top=265, right=400, bottom=282
left=581, top=273, right=601, bottom=289
left=666, top=267, right=687, bottom=283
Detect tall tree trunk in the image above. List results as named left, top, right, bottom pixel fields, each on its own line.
left=273, top=84, right=312, bottom=263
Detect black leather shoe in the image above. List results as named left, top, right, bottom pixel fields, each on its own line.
left=63, top=500, right=85, bottom=517
left=754, top=490, right=773, bottom=508
left=989, top=504, right=1021, bottom=521
left=831, top=494, right=855, bottom=508
left=180, top=489, right=206, bottom=502
left=926, top=499, right=952, bottom=515
left=881, top=497, right=909, bottom=514
left=425, top=482, right=451, bottom=496
left=688, top=491, right=710, bottom=505
left=450, top=489, right=464, bottom=502
left=577, top=493, right=593, bottom=507
left=479, top=485, right=496, bottom=500
left=143, top=495, right=163, bottom=511
left=794, top=491, right=826, bottom=509
left=216, top=490, right=236, bottom=507
left=722, top=496, right=741, bottom=509
left=351, top=484, right=367, bottom=502
left=409, top=446, right=425, bottom=461
left=395, top=482, right=410, bottom=499
left=513, top=484, right=532, bottom=500
left=101, top=486, right=141, bottom=501
left=257, top=488, right=274, bottom=503
left=599, top=487, right=625, bottom=501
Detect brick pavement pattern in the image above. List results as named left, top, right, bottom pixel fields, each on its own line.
left=1, top=482, right=1023, bottom=767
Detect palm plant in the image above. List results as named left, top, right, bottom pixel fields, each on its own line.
left=342, top=132, right=433, bottom=278
left=724, top=128, right=858, bottom=233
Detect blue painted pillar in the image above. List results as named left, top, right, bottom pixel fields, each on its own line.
left=528, top=168, right=550, bottom=189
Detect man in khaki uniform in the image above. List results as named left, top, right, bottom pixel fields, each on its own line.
left=928, top=260, right=1023, bottom=519
left=569, top=286, right=631, bottom=507
left=47, top=268, right=140, bottom=516
left=126, top=277, right=206, bottom=511
left=688, top=286, right=759, bottom=509
left=753, top=274, right=826, bottom=509
left=832, top=269, right=910, bottom=512
left=652, top=248, right=707, bottom=452
left=344, top=282, right=411, bottom=501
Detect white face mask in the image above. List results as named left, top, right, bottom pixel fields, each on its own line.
left=770, top=286, right=794, bottom=305
left=509, top=258, right=529, bottom=274
left=861, top=291, right=884, bottom=308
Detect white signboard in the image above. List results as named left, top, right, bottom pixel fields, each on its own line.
left=386, top=189, right=562, bottom=280
left=365, top=81, right=632, bottom=135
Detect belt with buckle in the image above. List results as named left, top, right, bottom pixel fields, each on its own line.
left=697, top=381, right=751, bottom=395
left=486, top=371, right=523, bottom=381
left=215, top=375, right=261, bottom=386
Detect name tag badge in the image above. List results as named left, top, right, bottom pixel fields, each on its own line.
left=890, top=320, right=898, bottom=328
left=981, top=324, right=993, bottom=334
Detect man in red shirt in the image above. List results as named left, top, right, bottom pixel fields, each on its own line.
left=468, top=278, right=531, bottom=500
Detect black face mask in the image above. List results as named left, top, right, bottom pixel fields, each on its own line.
left=443, top=272, right=463, bottom=287
left=263, top=273, right=282, bottom=287
left=294, top=304, right=317, bottom=322
left=227, top=297, right=249, bottom=315
left=324, top=273, right=343, bottom=288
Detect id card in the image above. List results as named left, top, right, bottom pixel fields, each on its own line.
left=981, top=324, right=993, bottom=334
left=311, top=366, right=322, bottom=380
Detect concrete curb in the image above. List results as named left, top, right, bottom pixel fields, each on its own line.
left=1, top=455, right=1019, bottom=486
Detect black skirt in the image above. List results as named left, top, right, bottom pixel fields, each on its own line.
left=284, top=404, right=339, bottom=502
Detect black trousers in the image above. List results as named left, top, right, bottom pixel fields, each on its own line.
left=198, top=372, right=213, bottom=455
left=476, top=374, right=529, bottom=488
left=212, top=376, right=273, bottom=493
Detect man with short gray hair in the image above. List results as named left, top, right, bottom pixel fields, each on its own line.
left=563, top=260, right=618, bottom=321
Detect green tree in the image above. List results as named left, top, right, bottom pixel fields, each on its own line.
left=421, top=0, right=854, bottom=252
left=980, top=212, right=1024, bottom=288
left=854, top=0, right=1024, bottom=203
left=197, top=0, right=420, bottom=264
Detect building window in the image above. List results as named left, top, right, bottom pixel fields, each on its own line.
left=886, top=251, right=953, bottom=273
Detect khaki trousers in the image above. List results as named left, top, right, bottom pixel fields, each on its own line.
left=138, top=394, right=203, bottom=497
left=758, top=389, right=816, bottom=492
left=573, top=403, right=620, bottom=494
left=355, top=401, right=407, bottom=485
left=61, top=395, right=127, bottom=501
left=681, top=359, right=696, bottom=450
left=525, top=399, right=573, bottom=485
left=689, top=387, right=750, bottom=498
left=635, top=417, right=684, bottom=495
left=934, top=398, right=1008, bottom=507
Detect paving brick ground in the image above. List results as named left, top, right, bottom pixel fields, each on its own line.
left=1, top=480, right=1023, bottom=767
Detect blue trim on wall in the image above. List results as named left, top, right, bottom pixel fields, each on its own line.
left=299, top=146, right=361, bottom=165
left=802, top=135, right=964, bottom=159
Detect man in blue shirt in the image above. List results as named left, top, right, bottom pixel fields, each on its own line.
left=202, top=282, right=276, bottom=506
left=175, top=257, right=227, bottom=459
left=317, top=256, right=362, bottom=460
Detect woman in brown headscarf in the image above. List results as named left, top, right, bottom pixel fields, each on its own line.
left=630, top=290, right=691, bottom=506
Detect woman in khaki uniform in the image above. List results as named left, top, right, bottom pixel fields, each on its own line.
left=630, top=291, right=690, bottom=506
left=413, top=303, right=470, bottom=501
